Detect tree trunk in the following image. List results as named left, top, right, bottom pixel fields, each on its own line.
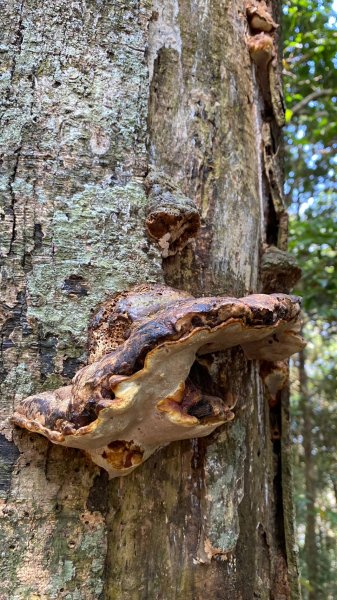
left=299, top=350, right=319, bottom=600
left=0, top=1, right=300, bottom=598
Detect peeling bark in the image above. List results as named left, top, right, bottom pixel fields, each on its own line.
left=0, top=1, right=300, bottom=598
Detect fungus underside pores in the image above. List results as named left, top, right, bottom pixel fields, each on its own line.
left=12, top=285, right=305, bottom=477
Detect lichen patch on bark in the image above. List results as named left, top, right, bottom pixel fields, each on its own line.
left=0, top=1, right=160, bottom=597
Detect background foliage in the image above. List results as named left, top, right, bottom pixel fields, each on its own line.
left=283, top=1, right=337, bottom=598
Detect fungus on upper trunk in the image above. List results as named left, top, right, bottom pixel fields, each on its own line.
left=261, top=245, right=302, bottom=294
left=144, top=171, right=200, bottom=257
left=246, top=1, right=278, bottom=33
left=12, top=285, right=305, bottom=478
left=247, top=32, right=275, bottom=67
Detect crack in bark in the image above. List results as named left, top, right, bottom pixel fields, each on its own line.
left=8, top=147, right=21, bottom=256
left=4, top=1, right=25, bottom=256
left=3, top=0, right=25, bottom=104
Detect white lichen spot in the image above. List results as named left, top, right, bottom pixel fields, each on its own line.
left=89, top=126, right=111, bottom=156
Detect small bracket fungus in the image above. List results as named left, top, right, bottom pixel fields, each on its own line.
left=12, top=285, right=305, bottom=478
left=145, top=171, right=200, bottom=257
left=247, top=32, right=275, bottom=68
left=260, top=360, right=289, bottom=407
left=246, top=8, right=285, bottom=127
left=246, top=1, right=278, bottom=33
left=261, top=245, right=302, bottom=294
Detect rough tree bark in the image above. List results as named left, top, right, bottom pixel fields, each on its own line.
left=0, top=1, right=300, bottom=599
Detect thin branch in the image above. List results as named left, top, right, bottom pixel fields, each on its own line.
left=291, top=88, right=334, bottom=116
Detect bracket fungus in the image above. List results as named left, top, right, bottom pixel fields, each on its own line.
left=247, top=32, right=275, bottom=67
left=260, top=360, right=289, bottom=407
left=12, top=285, right=305, bottom=477
left=246, top=1, right=278, bottom=33
left=261, top=245, right=302, bottom=294
left=145, top=171, right=200, bottom=257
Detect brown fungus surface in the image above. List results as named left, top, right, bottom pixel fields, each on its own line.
left=145, top=172, right=200, bottom=257
left=260, top=360, right=289, bottom=407
left=261, top=245, right=302, bottom=294
left=247, top=32, right=275, bottom=67
left=246, top=1, right=278, bottom=33
left=12, top=285, right=305, bottom=477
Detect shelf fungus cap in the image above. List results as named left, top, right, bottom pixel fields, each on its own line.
left=145, top=172, right=200, bottom=257
left=260, top=360, right=289, bottom=407
left=261, top=246, right=302, bottom=293
left=12, top=285, right=305, bottom=478
left=247, top=32, right=274, bottom=67
left=246, top=1, right=279, bottom=33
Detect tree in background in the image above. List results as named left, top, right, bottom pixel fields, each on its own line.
left=284, top=1, right=337, bottom=598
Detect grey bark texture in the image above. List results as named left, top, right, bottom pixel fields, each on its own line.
left=0, top=1, right=300, bottom=599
